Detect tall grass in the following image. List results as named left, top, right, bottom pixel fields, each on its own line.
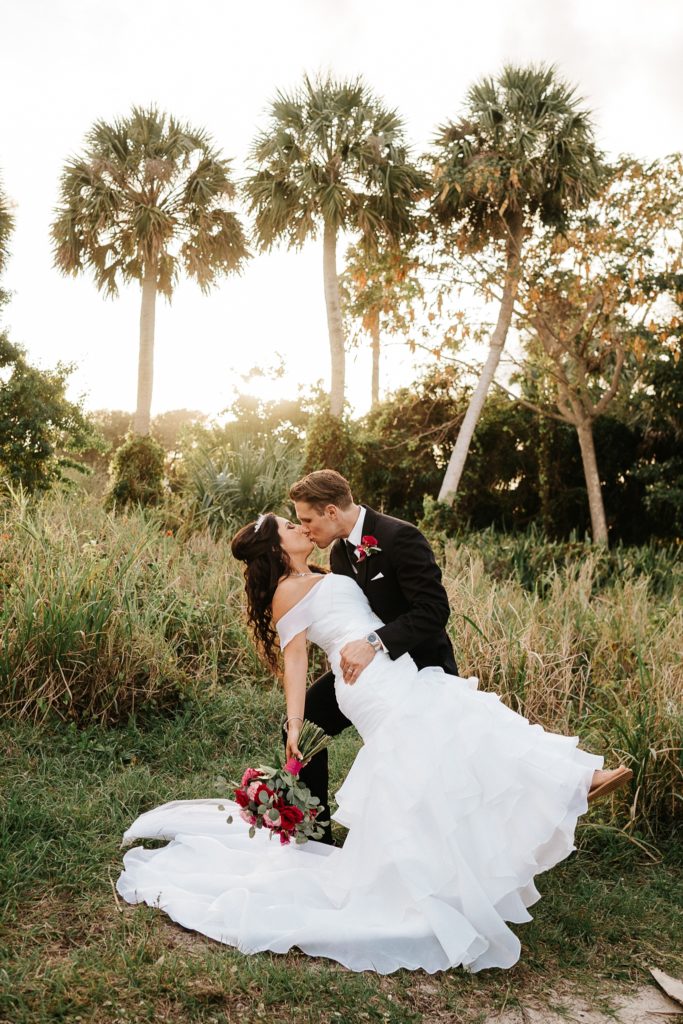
left=0, top=490, right=264, bottom=725
left=443, top=543, right=682, bottom=837
left=0, top=489, right=680, bottom=836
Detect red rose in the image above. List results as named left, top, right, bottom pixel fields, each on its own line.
left=234, top=788, right=250, bottom=808
left=278, top=803, right=304, bottom=831
left=254, top=783, right=274, bottom=805
left=362, top=535, right=378, bottom=547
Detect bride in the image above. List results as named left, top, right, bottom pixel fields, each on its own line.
left=117, top=513, right=632, bottom=974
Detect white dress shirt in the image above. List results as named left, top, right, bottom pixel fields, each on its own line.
left=346, top=506, right=367, bottom=549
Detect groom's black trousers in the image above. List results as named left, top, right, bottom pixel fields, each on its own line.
left=282, top=669, right=350, bottom=846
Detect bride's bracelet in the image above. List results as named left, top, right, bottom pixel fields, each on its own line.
left=284, top=716, right=303, bottom=730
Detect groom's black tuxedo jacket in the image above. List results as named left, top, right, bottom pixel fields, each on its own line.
left=329, top=505, right=458, bottom=676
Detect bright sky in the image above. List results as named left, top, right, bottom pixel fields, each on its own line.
left=1, top=0, right=681, bottom=418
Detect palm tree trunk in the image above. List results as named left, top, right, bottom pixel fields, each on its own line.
left=323, top=220, right=346, bottom=418
left=575, top=417, right=609, bottom=545
left=371, top=313, right=380, bottom=408
left=134, top=264, right=157, bottom=435
left=438, top=217, right=523, bottom=504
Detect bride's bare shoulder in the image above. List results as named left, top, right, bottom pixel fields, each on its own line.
left=272, top=575, right=322, bottom=625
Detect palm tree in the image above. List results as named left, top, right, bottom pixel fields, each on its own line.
left=431, top=64, right=603, bottom=503
left=52, top=106, right=249, bottom=435
left=244, top=73, right=426, bottom=417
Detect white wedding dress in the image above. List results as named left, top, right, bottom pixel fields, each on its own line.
left=117, top=572, right=602, bottom=974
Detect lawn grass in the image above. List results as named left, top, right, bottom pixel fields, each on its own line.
left=2, top=692, right=681, bottom=1024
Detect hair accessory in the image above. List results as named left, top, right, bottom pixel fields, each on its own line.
left=254, top=513, right=267, bottom=533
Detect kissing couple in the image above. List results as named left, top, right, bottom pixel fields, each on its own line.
left=117, top=469, right=632, bottom=974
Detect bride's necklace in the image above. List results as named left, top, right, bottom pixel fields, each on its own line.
left=289, top=571, right=315, bottom=577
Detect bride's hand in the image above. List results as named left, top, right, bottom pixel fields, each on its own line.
left=286, top=723, right=303, bottom=762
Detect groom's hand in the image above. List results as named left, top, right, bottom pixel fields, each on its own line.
left=339, top=640, right=375, bottom=684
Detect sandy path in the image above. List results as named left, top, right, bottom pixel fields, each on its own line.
left=484, top=984, right=682, bottom=1024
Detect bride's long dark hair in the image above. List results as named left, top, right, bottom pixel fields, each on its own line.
left=231, top=514, right=324, bottom=673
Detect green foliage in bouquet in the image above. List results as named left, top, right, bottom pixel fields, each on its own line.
left=220, top=721, right=331, bottom=845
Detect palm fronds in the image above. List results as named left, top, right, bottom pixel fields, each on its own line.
left=51, top=105, right=249, bottom=297
left=243, top=73, right=427, bottom=251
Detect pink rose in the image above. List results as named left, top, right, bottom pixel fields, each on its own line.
left=241, top=767, right=262, bottom=787
left=284, top=757, right=303, bottom=776
left=239, top=807, right=256, bottom=825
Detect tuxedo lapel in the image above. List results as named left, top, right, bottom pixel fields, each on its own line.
left=330, top=538, right=354, bottom=577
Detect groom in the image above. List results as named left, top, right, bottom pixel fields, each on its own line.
left=289, top=469, right=458, bottom=844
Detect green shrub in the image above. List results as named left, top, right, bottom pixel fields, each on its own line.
left=302, top=410, right=361, bottom=486
left=0, top=334, right=101, bottom=492
left=182, top=435, right=303, bottom=537
left=106, top=433, right=166, bottom=509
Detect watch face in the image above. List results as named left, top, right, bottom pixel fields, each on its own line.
left=367, top=633, right=378, bottom=644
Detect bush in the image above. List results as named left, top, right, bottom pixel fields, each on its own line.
left=0, top=334, right=101, bottom=491
left=106, top=433, right=166, bottom=509
left=182, top=434, right=303, bottom=537
left=302, top=410, right=361, bottom=486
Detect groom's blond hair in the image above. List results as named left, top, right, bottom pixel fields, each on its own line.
left=289, top=470, right=353, bottom=512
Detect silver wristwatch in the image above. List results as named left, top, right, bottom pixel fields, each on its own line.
left=366, top=631, right=383, bottom=653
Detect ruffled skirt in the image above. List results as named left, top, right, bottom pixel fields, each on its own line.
left=117, top=670, right=602, bottom=974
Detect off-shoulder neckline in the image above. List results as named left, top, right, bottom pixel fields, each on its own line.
left=273, top=573, right=329, bottom=630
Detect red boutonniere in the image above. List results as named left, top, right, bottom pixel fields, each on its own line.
left=354, top=534, right=381, bottom=562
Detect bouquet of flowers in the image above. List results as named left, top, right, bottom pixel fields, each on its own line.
left=219, top=721, right=331, bottom=845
